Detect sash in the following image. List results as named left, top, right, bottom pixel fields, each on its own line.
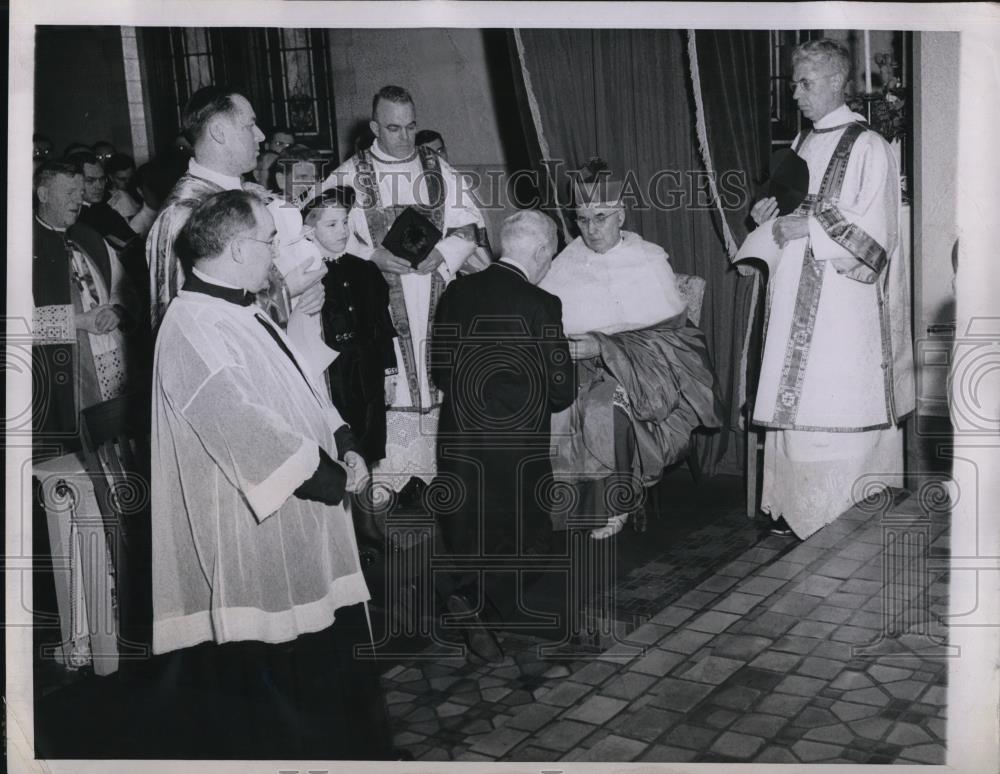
left=771, top=122, right=866, bottom=426
left=354, top=146, right=447, bottom=409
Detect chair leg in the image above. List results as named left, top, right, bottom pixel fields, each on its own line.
left=686, top=447, right=702, bottom=484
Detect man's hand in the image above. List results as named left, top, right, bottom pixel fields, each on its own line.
left=771, top=214, right=809, bottom=248
left=415, top=248, right=445, bottom=275
left=294, top=281, right=325, bottom=316
left=569, top=333, right=600, bottom=360
left=344, top=450, right=370, bottom=494
left=284, top=259, right=327, bottom=297
left=751, top=196, right=779, bottom=226
left=370, top=247, right=413, bottom=275
left=76, top=304, right=120, bottom=334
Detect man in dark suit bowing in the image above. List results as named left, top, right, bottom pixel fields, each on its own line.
left=429, top=210, right=574, bottom=663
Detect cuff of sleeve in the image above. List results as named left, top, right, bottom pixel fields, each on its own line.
left=333, top=424, right=360, bottom=461
left=436, top=234, right=477, bottom=275
left=33, top=304, right=76, bottom=342
left=246, top=441, right=320, bottom=522
left=293, top=446, right=347, bottom=505
left=811, top=205, right=887, bottom=274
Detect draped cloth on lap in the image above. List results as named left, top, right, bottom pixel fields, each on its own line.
left=551, top=312, right=724, bottom=486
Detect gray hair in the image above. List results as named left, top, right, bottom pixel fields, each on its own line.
left=500, top=210, right=557, bottom=258
left=792, top=38, right=851, bottom=83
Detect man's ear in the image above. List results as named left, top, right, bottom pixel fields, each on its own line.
left=616, top=208, right=626, bottom=227
left=207, top=115, right=228, bottom=146
left=230, top=237, right=247, bottom=266
left=35, top=186, right=49, bottom=206
left=274, top=170, right=285, bottom=191
left=368, top=120, right=380, bottom=140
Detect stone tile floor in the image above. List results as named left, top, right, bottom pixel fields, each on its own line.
left=378, top=488, right=949, bottom=763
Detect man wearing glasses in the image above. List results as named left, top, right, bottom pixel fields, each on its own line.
left=540, top=175, right=723, bottom=539
left=748, top=38, right=913, bottom=540
left=149, top=188, right=396, bottom=759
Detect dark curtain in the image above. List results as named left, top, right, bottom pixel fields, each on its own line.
left=513, top=29, right=770, bottom=476
left=692, top=30, right=773, bottom=463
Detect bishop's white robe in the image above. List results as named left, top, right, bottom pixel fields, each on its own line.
left=322, top=140, right=483, bottom=489
left=541, top=231, right=687, bottom=334
left=753, top=104, right=914, bottom=538
left=151, top=290, right=369, bottom=655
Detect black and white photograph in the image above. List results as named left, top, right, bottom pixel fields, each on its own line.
left=5, top=2, right=1000, bottom=772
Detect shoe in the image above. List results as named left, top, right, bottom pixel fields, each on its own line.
left=769, top=516, right=796, bottom=537
left=590, top=513, right=629, bottom=540
left=446, top=594, right=505, bottom=665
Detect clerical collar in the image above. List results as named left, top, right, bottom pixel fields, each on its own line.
left=368, top=139, right=418, bottom=165
left=189, top=158, right=244, bottom=191
left=35, top=214, right=66, bottom=233
left=184, top=267, right=256, bottom=306
left=498, top=258, right=530, bottom=280
left=811, top=104, right=866, bottom=133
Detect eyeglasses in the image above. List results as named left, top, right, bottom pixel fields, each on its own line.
left=789, top=74, right=836, bottom=93
left=576, top=212, right=616, bottom=228
left=240, top=233, right=279, bottom=251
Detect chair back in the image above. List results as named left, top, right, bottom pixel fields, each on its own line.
left=80, top=391, right=153, bottom=660
left=674, top=273, right=706, bottom=327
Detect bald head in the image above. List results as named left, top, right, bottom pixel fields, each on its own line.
left=500, top=210, right=558, bottom=284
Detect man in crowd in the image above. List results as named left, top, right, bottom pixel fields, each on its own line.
left=430, top=210, right=573, bottom=662
left=415, top=128, right=446, bottom=158
left=749, top=38, right=912, bottom=539
left=541, top=176, right=723, bottom=539
left=146, top=86, right=326, bottom=351
left=105, top=152, right=141, bottom=221
left=33, top=133, right=53, bottom=170
left=321, top=85, right=486, bottom=497
left=32, top=161, right=138, bottom=457
left=265, top=126, right=295, bottom=154
left=69, top=150, right=138, bottom=250
left=149, top=189, right=395, bottom=759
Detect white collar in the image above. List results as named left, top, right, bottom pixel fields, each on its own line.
left=192, top=266, right=241, bottom=289
left=813, top=103, right=862, bottom=130
left=35, top=214, right=66, bottom=233
left=369, top=139, right=418, bottom=164
left=189, top=158, right=244, bottom=191
left=499, top=257, right=531, bottom=279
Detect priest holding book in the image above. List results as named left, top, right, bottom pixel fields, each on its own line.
left=320, top=85, right=486, bottom=496
left=746, top=38, right=913, bottom=540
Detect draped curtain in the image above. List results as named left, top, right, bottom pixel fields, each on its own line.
left=511, top=29, right=770, bottom=476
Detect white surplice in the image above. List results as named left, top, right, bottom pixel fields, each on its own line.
left=151, top=290, right=368, bottom=654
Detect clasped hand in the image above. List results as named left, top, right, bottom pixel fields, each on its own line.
left=569, top=333, right=600, bottom=360
left=751, top=196, right=808, bottom=248
left=344, top=450, right=370, bottom=494
left=76, top=304, right=120, bottom=334
left=370, top=246, right=445, bottom=275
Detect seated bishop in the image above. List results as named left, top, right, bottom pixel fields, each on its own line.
left=539, top=174, right=724, bottom=539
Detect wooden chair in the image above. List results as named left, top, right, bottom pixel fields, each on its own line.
left=674, top=273, right=706, bottom=328
left=80, top=390, right=153, bottom=665
left=639, top=273, right=708, bottom=530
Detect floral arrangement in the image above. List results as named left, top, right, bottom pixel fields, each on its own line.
left=848, top=53, right=907, bottom=143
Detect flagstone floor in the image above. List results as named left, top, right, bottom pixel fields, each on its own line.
left=377, top=487, right=950, bottom=764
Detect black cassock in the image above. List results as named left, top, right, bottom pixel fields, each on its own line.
left=318, top=253, right=397, bottom=464
left=430, top=261, right=575, bottom=596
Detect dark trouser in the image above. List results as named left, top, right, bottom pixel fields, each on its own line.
left=148, top=603, right=394, bottom=759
